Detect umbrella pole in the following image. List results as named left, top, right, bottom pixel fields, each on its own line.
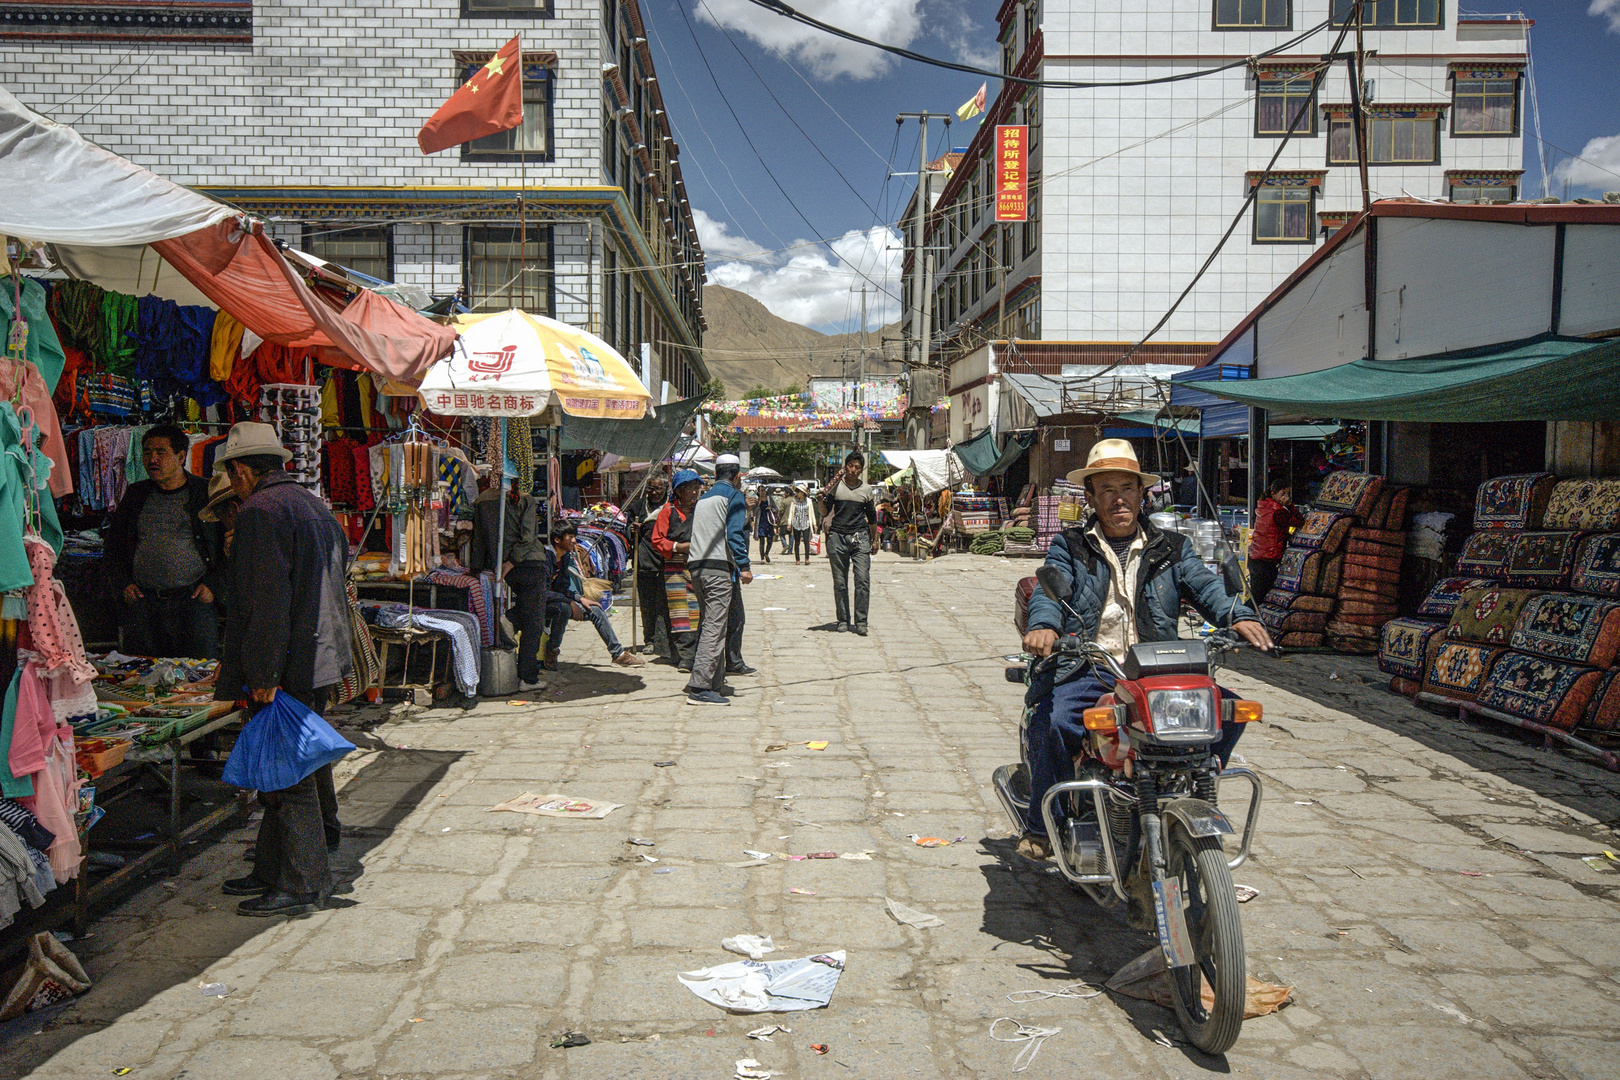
left=494, top=416, right=508, bottom=626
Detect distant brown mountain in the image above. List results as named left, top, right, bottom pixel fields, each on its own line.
left=699, top=285, right=903, bottom=396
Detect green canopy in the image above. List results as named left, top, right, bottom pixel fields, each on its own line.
left=561, top=395, right=705, bottom=458
left=952, top=428, right=1000, bottom=476
left=1201, top=336, right=1620, bottom=422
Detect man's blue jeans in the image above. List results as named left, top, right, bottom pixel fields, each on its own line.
left=1022, top=660, right=1245, bottom=837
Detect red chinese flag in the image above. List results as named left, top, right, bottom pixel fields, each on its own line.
left=418, top=36, right=525, bottom=155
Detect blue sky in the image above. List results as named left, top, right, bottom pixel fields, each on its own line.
left=646, top=1, right=1620, bottom=335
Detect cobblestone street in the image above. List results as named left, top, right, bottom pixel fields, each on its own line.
left=2, top=555, right=1617, bottom=1079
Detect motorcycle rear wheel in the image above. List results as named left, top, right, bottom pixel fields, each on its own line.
left=1163, top=826, right=1246, bottom=1055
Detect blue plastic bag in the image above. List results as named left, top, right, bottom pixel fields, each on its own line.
left=221, top=692, right=356, bottom=793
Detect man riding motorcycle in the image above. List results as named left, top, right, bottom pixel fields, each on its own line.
left=1018, top=441, right=1274, bottom=861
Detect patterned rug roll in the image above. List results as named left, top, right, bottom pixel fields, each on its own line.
left=1455, top=531, right=1515, bottom=579
left=1502, top=531, right=1584, bottom=590
left=1571, top=533, right=1620, bottom=599
left=1263, top=589, right=1334, bottom=613
left=1390, top=675, right=1422, bottom=697
left=1350, top=526, right=1406, bottom=546
left=1315, top=471, right=1385, bottom=519
left=1326, top=618, right=1381, bottom=639
left=1508, top=592, right=1620, bottom=667
left=1542, top=478, right=1620, bottom=532
left=1338, top=599, right=1400, bottom=618
left=1477, top=651, right=1604, bottom=732
left=1292, top=511, right=1353, bottom=552
left=1580, top=670, right=1620, bottom=736
left=1420, top=641, right=1507, bottom=705
left=1382, top=487, right=1412, bottom=531
left=1446, top=585, right=1539, bottom=645
left=1416, top=577, right=1500, bottom=620
left=1278, top=631, right=1326, bottom=648
left=1347, top=537, right=1405, bottom=558
left=1339, top=582, right=1400, bottom=603
left=1260, top=604, right=1329, bottom=634
left=1474, top=473, right=1557, bottom=531
left=1341, top=564, right=1401, bottom=587
left=1380, top=617, right=1446, bottom=680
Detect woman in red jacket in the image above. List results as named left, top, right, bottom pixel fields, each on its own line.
left=1248, top=478, right=1304, bottom=603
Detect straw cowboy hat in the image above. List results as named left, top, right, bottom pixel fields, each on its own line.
left=1066, top=438, right=1159, bottom=488
left=197, top=472, right=238, bottom=523
left=214, top=421, right=292, bottom=466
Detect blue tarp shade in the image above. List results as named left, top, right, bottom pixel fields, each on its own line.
left=1169, top=364, right=1249, bottom=408
left=1201, top=401, right=1250, bottom=439
left=1198, top=335, right=1620, bottom=422
left=952, top=428, right=1001, bottom=476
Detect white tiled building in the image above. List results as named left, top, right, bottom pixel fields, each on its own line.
left=903, top=0, right=1529, bottom=377
left=0, top=0, right=708, bottom=397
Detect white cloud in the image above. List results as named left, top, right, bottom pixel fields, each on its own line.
left=1591, top=0, right=1620, bottom=35
left=691, top=207, right=767, bottom=258
left=932, top=0, right=1001, bottom=71
left=1554, top=133, right=1620, bottom=194
left=700, top=214, right=904, bottom=332
left=695, top=0, right=922, bottom=81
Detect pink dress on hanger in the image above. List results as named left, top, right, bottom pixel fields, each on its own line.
left=24, top=537, right=96, bottom=686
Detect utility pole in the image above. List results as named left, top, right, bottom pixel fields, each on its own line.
left=855, top=284, right=870, bottom=480
left=897, top=112, right=948, bottom=374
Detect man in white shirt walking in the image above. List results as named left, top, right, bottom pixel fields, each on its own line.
left=820, top=451, right=878, bottom=635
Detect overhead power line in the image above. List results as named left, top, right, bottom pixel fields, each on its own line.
left=737, top=0, right=1329, bottom=90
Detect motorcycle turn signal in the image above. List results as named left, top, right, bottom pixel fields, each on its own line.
left=1227, top=700, right=1264, bottom=724
left=1082, top=705, right=1121, bottom=732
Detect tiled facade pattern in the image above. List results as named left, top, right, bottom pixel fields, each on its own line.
left=0, top=0, right=708, bottom=396
left=906, top=0, right=1527, bottom=369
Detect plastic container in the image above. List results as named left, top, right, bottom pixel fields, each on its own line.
left=479, top=647, right=518, bottom=697
left=75, top=738, right=132, bottom=777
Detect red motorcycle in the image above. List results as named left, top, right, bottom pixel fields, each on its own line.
left=994, top=567, right=1266, bottom=1054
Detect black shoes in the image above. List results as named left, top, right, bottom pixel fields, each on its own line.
left=222, top=875, right=272, bottom=896
left=237, top=890, right=322, bottom=917
left=726, top=664, right=759, bottom=676
left=853, top=626, right=869, bottom=636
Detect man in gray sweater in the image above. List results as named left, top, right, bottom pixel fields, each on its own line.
left=684, top=455, right=753, bottom=705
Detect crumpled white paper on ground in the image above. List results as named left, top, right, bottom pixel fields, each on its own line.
left=678, top=950, right=846, bottom=1013
left=722, top=934, right=777, bottom=961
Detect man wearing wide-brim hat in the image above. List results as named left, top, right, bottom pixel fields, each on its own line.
left=1017, top=440, right=1273, bottom=861
left=212, top=422, right=353, bottom=917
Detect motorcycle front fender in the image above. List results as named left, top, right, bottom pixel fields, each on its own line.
left=1160, top=797, right=1234, bottom=840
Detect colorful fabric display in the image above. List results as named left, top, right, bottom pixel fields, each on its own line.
left=1454, top=531, right=1515, bottom=578
left=1325, top=622, right=1380, bottom=654
left=1542, top=478, right=1620, bottom=532
left=1276, top=549, right=1342, bottom=595
left=1446, top=585, right=1538, bottom=645
left=1501, top=531, right=1584, bottom=590
left=1349, top=526, right=1405, bottom=547
left=1291, top=511, right=1352, bottom=551
left=1337, top=599, right=1399, bottom=619
left=1508, top=592, right=1620, bottom=668
left=1421, top=641, right=1507, bottom=704
left=1277, top=632, right=1325, bottom=648
left=1416, top=577, right=1499, bottom=620
left=1314, top=471, right=1384, bottom=518
left=1579, top=670, right=1620, bottom=737
left=1347, top=537, right=1403, bottom=557
left=1473, top=473, right=1557, bottom=530
left=1389, top=675, right=1422, bottom=698
left=1476, top=652, right=1604, bottom=732
left=1571, top=533, right=1620, bottom=599
left=1380, top=617, right=1446, bottom=680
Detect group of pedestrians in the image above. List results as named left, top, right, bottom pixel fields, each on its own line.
left=743, top=484, right=818, bottom=563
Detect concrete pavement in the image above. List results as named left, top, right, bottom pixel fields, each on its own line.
left=2, top=552, right=1617, bottom=1078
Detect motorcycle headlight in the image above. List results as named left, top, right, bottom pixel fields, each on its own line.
left=1146, top=689, right=1216, bottom=739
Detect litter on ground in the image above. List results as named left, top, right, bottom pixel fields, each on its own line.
left=678, top=950, right=846, bottom=1013
left=487, top=792, right=621, bottom=819
left=722, top=934, right=777, bottom=961
left=886, top=897, right=944, bottom=929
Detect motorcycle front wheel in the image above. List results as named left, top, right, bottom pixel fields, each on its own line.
left=1164, top=825, right=1246, bottom=1055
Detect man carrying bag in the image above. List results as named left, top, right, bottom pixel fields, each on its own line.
left=212, top=423, right=353, bottom=917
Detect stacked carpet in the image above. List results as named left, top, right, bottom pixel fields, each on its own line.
left=1259, top=470, right=1409, bottom=650
left=1378, top=473, right=1620, bottom=756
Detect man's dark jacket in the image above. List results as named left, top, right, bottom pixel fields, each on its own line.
left=104, top=474, right=222, bottom=594
left=215, top=472, right=352, bottom=698
left=1025, top=513, right=1255, bottom=673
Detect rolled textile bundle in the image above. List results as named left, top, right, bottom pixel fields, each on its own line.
left=1501, top=530, right=1585, bottom=590
left=1571, top=533, right=1620, bottom=598
left=1264, top=589, right=1334, bottom=613
left=1421, top=641, right=1506, bottom=704
left=1579, top=670, right=1620, bottom=737
left=1446, top=585, right=1539, bottom=645
left=1277, top=631, right=1325, bottom=648
left=1508, top=592, right=1620, bottom=668
left=1542, top=478, right=1620, bottom=532
left=1416, top=577, right=1499, bottom=620
left=1473, top=472, right=1557, bottom=531
left=1315, top=471, right=1385, bottom=519
left=1390, top=675, right=1422, bottom=697
left=1454, top=531, right=1515, bottom=579
left=1477, top=652, right=1605, bottom=732
left=1291, top=511, right=1353, bottom=552
left=1382, top=487, right=1412, bottom=531
left=1380, top=617, right=1446, bottom=680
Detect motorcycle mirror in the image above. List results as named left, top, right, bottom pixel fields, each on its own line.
left=1036, top=566, right=1073, bottom=603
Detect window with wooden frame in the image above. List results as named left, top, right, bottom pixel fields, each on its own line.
left=302, top=225, right=392, bottom=282
left=1251, top=178, right=1317, bottom=244
left=1331, top=0, right=1441, bottom=28
left=1448, top=172, right=1520, bottom=203
left=1002, top=28, right=1016, bottom=77
left=462, top=0, right=553, bottom=18
left=1026, top=92, right=1040, bottom=152
left=1214, top=0, right=1289, bottom=30
left=458, top=57, right=554, bottom=161
left=465, top=226, right=553, bottom=314
left=1255, top=70, right=1317, bottom=137
left=1327, top=110, right=1440, bottom=165
left=1022, top=182, right=1040, bottom=258
left=1451, top=71, right=1519, bottom=136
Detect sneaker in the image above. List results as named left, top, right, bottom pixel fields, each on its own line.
left=1015, top=833, right=1053, bottom=862
left=518, top=679, right=544, bottom=691
left=613, top=652, right=647, bottom=667
left=726, top=664, right=759, bottom=676
left=836, top=622, right=849, bottom=633
left=222, top=875, right=272, bottom=896
left=686, top=689, right=729, bottom=706
left=853, top=626, right=869, bottom=637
